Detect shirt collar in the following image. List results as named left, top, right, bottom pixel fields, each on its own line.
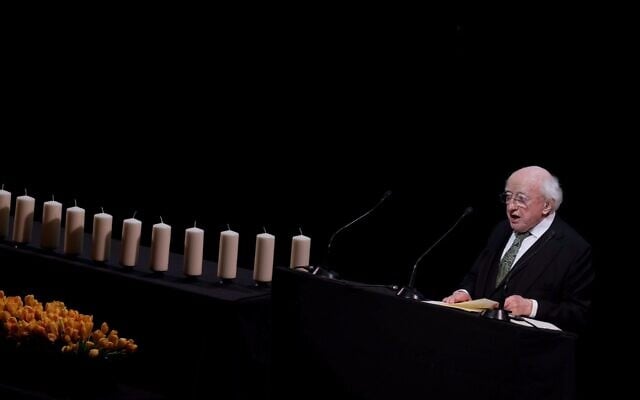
left=528, top=212, right=555, bottom=239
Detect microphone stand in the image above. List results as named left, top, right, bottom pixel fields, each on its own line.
left=307, top=263, right=340, bottom=279
left=396, top=259, right=426, bottom=300
left=481, top=308, right=510, bottom=321
left=304, top=227, right=342, bottom=278
left=478, top=276, right=512, bottom=321
left=308, top=191, right=392, bottom=280
left=397, top=207, right=473, bottom=301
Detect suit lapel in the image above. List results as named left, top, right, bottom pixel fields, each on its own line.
left=507, top=225, right=563, bottom=293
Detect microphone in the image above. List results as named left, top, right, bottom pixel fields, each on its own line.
left=396, top=206, right=473, bottom=300
left=308, top=190, right=392, bottom=279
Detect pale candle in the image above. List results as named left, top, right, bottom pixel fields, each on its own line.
left=290, top=234, right=311, bottom=268
left=120, top=216, right=142, bottom=267
left=91, top=210, right=113, bottom=262
left=150, top=218, right=171, bottom=272
left=12, top=193, right=36, bottom=243
left=217, top=229, right=239, bottom=279
left=0, top=186, right=11, bottom=240
left=253, top=232, right=275, bottom=283
left=63, top=204, right=85, bottom=255
left=183, top=224, right=204, bottom=276
left=40, top=198, right=62, bottom=249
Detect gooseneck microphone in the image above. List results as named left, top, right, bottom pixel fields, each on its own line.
left=309, top=190, right=392, bottom=278
left=328, top=190, right=392, bottom=254
left=396, top=206, right=473, bottom=300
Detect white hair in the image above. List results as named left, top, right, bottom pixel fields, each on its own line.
left=541, top=174, right=563, bottom=211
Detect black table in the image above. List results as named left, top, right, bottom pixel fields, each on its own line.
left=0, top=224, right=271, bottom=400
left=273, top=267, right=577, bottom=400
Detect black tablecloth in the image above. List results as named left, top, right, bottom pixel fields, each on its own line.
left=0, top=225, right=271, bottom=400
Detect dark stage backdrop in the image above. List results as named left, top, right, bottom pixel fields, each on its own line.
left=1, top=8, right=620, bottom=398
left=1, top=5, right=610, bottom=293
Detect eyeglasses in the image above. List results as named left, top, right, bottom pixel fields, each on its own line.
left=499, top=192, right=530, bottom=208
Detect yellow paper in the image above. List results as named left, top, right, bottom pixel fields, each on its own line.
left=424, top=298, right=499, bottom=312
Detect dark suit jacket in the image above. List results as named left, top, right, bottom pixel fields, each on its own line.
left=460, top=216, right=594, bottom=332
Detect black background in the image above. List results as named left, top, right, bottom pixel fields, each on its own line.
left=2, top=7, right=616, bottom=293
left=0, top=5, right=625, bottom=398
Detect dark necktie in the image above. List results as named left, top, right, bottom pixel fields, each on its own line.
left=495, top=231, right=531, bottom=287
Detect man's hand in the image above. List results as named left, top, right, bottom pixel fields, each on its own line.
left=442, top=290, right=471, bottom=304
left=503, top=295, right=532, bottom=316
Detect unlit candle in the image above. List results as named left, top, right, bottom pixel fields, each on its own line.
left=217, top=229, right=239, bottom=279
left=12, top=195, right=36, bottom=244
left=64, top=205, right=85, bottom=255
left=41, top=199, right=62, bottom=249
left=290, top=234, right=311, bottom=268
left=120, top=217, right=142, bottom=267
left=150, top=220, right=172, bottom=271
left=253, top=232, right=275, bottom=282
left=183, top=226, right=203, bottom=276
left=91, top=212, right=113, bottom=261
left=0, top=187, right=11, bottom=240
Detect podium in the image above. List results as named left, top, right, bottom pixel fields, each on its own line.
left=273, top=267, right=577, bottom=400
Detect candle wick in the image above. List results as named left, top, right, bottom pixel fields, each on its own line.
left=24, top=188, right=28, bottom=196
left=194, top=220, right=197, bottom=228
left=74, top=199, right=77, bottom=207
left=52, top=194, right=55, bottom=202
left=1, top=184, right=4, bottom=191
left=299, top=227, right=303, bottom=235
left=160, top=216, right=164, bottom=224
left=101, top=206, right=105, bottom=214
left=227, top=223, right=231, bottom=231
left=263, top=226, right=267, bottom=234
left=132, top=210, right=137, bottom=219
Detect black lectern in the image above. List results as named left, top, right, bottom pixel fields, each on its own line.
left=273, top=267, right=576, bottom=400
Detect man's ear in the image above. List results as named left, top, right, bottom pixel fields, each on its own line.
left=542, top=200, right=554, bottom=216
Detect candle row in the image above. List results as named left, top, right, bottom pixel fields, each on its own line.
left=0, top=189, right=313, bottom=282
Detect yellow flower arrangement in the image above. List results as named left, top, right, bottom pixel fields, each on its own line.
left=0, top=290, right=138, bottom=359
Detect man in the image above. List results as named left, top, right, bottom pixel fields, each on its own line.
left=443, top=166, right=594, bottom=332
